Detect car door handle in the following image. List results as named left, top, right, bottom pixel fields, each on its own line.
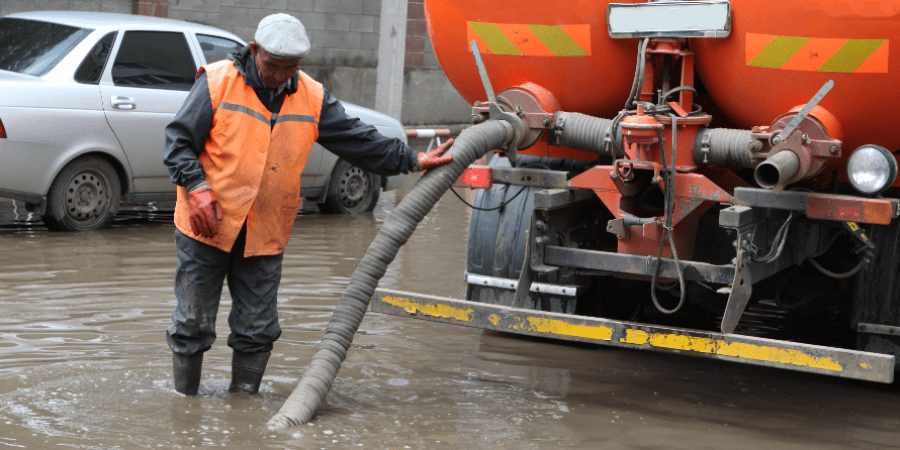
left=111, top=96, right=136, bottom=110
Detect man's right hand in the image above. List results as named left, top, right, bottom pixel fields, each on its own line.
left=188, top=188, right=224, bottom=238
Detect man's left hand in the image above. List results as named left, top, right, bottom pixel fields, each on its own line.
left=414, top=138, right=454, bottom=172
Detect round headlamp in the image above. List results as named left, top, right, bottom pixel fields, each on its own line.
left=847, top=144, right=897, bottom=196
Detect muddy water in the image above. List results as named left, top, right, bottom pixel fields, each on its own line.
left=0, top=182, right=899, bottom=450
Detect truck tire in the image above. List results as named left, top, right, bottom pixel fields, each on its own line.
left=318, top=159, right=381, bottom=214
left=465, top=155, right=590, bottom=314
left=42, top=156, right=121, bottom=232
left=854, top=219, right=900, bottom=367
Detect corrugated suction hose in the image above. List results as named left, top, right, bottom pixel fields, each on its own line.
left=266, top=119, right=517, bottom=429
left=554, top=111, right=614, bottom=155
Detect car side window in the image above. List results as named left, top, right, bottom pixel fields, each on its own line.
left=74, top=31, right=116, bottom=84
left=111, top=30, right=196, bottom=91
left=197, top=34, right=243, bottom=64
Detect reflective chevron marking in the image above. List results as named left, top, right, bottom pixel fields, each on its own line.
left=467, top=22, right=591, bottom=57
left=747, top=32, right=888, bottom=73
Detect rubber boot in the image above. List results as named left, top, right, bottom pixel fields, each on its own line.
left=173, top=352, right=203, bottom=395
left=229, top=350, right=270, bottom=394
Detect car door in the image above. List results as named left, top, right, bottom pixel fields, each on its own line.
left=100, top=29, right=199, bottom=194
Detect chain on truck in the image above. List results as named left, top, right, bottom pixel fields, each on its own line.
left=368, top=0, right=900, bottom=384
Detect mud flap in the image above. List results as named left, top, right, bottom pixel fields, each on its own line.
left=371, top=288, right=895, bottom=383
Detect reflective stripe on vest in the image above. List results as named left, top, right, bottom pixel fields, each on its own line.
left=174, top=60, right=324, bottom=256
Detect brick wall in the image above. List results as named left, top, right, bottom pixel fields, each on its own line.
left=0, top=0, right=133, bottom=15
left=165, top=0, right=382, bottom=69
left=405, top=0, right=439, bottom=69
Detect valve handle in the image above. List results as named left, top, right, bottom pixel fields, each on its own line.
left=469, top=40, right=497, bottom=104
left=771, top=79, right=834, bottom=145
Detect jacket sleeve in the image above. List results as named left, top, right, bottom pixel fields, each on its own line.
left=163, top=72, right=213, bottom=190
left=315, top=89, right=417, bottom=176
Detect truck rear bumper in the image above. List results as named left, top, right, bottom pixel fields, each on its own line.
left=371, top=288, right=895, bottom=383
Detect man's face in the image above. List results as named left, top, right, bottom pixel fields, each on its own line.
left=250, top=42, right=300, bottom=88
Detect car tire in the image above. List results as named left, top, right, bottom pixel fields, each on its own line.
left=42, top=156, right=121, bottom=231
left=318, top=159, right=381, bottom=214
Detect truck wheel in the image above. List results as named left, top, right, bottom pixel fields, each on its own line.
left=318, top=159, right=381, bottom=214
left=42, top=156, right=121, bottom=232
left=854, top=219, right=900, bottom=366
left=465, top=155, right=590, bottom=314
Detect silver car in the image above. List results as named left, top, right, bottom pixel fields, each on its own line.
left=0, top=11, right=406, bottom=231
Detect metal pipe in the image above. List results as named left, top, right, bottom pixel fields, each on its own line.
left=755, top=150, right=800, bottom=192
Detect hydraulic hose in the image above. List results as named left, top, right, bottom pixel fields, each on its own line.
left=266, top=119, right=517, bottom=429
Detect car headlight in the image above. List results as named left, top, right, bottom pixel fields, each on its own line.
left=847, top=145, right=897, bottom=195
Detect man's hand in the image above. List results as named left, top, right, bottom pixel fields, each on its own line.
left=188, top=188, right=224, bottom=238
left=414, top=138, right=454, bottom=172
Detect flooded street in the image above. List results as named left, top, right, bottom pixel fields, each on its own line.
left=0, top=177, right=899, bottom=450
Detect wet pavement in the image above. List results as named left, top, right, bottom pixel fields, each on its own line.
left=0, top=177, right=899, bottom=449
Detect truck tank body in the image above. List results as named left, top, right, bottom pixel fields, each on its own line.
left=425, top=0, right=641, bottom=119
left=691, top=0, right=900, bottom=152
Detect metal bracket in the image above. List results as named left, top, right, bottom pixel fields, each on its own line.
left=513, top=214, right=536, bottom=308
left=720, top=229, right=754, bottom=333
left=858, top=323, right=900, bottom=337
left=607, top=214, right=657, bottom=239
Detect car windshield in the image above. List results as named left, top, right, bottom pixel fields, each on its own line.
left=0, top=18, right=93, bottom=76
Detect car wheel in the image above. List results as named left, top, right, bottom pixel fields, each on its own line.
left=318, top=159, right=381, bottom=214
left=42, top=156, right=121, bottom=231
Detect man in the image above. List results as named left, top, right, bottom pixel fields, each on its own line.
left=163, top=13, right=453, bottom=396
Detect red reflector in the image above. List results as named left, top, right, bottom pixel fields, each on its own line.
left=453, top=166, right=493, bottom=189
left=806, top=195, right=893, bottom=225
left=0, top=118, right=5, bottom=138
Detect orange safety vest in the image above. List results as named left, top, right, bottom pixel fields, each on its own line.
left=174, top=60, right=324, bottom=256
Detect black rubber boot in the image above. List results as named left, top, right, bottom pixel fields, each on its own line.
left=229, top=350, right=270, bottom=394
left=173, top=352, right=203, bottom=395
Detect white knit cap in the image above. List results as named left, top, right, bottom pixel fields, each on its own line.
left=255, top=13, right=310, bottom=59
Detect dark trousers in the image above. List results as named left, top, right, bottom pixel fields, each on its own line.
left=166, top=225, right=284, bottom=356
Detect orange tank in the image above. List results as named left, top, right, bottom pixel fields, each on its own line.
left=690, top=0, right=900, bottom=152
left=425, top=0, right=641, bottom=119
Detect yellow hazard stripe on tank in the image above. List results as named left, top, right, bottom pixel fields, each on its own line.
left=467, top=22, right=591, bottom=57
left=746, top=32, right=888, bottom=73
left=621, top=329, right=842, bottom=372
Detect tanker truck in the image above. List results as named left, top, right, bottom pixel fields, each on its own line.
left=370, top=0, right=900, bottom=383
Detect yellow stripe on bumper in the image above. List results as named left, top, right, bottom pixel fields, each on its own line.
left=371, top=289, right=895, bottom=383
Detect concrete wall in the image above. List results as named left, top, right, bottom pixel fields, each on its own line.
left=0, top=0, right=471, bottom=126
